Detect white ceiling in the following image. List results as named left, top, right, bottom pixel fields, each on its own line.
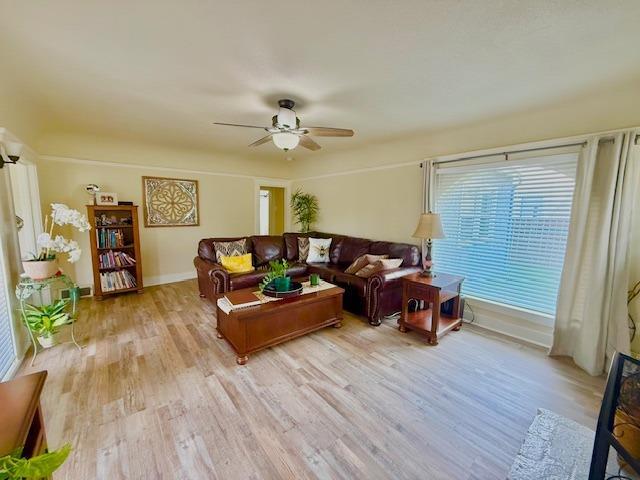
left=1, top=0, right=639, bottom=161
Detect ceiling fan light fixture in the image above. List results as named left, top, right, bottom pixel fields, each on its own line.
left=272, top=132, right=299, bottom=151
left=276, top=107, right=297, bottom=128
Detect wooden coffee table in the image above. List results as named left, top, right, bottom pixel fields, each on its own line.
left=216, top=282, right=344, bottom=365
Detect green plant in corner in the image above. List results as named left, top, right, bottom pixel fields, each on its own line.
left=23, top=299, right=72, bottom=343
left=259, top=259, right=289, bottom=292
left=290, top=189, right=319, bottom=233
left=0, top=443, right=71, bottom=479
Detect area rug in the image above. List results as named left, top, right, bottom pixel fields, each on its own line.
left=508, top=409, right=638, bottom=480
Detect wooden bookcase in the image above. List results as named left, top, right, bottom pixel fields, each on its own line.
left=86, top=205, right=143, bottom=299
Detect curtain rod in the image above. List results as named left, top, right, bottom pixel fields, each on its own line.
left=433, top=141, right=587, bottom=165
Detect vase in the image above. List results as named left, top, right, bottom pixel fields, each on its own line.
left=37, top=334, right=57, bottom=349
left=273, top=276, right=291, bottom=292
left=22, top=259, right=59, bottom=280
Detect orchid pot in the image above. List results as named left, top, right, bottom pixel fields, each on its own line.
left=22, top=203, right=91, bottom=279
left=22, top=258, right=59, bottom=280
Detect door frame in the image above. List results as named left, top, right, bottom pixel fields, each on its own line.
left=253, top=178, right=291, bottom=235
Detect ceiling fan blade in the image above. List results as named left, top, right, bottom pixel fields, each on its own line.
left=299, top=135, right=321, bottom=151
left=301, top=127, right=354, bottom=137
left=248, top=134, right=273, bottom=147
left=214, top=122, right=269, bottom=130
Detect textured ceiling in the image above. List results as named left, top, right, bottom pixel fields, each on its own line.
left=1, top=0, right=639, bottom=162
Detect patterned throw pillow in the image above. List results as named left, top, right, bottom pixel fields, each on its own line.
left=213, top=238, right=247, bottom=263
left=344, top=254, right=389, bottom=275
left=298, top=237, right=310, bottom=262
left=355, top=258, right=403, bottom=278
left=307, top=238, right=332, bottom=263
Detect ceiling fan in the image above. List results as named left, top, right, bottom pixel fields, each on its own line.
left=213, top=99, right=354, bottom=152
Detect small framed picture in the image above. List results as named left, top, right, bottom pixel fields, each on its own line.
left=96, top=192, right=118, bottom=206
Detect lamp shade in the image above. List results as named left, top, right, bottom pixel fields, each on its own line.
left=412, top=212, right=445, bottom=239
left=272, top=132, right=300, bottom=151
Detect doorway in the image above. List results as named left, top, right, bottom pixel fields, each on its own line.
left=258, top=186, right=285, bottom=236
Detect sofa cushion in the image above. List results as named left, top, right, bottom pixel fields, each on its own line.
left=306, top=263, right=343, bottom=282
left=333, top=271, right=368, bottom=296
left=229, top=270, right=269, bottom=290
left=228, top=262, right=308, bottom=291
left=283, top=233, right=300, bottom=261
left=213, top=238, right=248, bottom=263
left=251, top=236, right=284, bottom=267
left=338, top=236, right=372, bottom=265
left=369, top=241, right=421, bottom=267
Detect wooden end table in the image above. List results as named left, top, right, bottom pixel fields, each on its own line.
left=0, top=371, right=49, bottom=465
left=398, top=272, right=464, bottom=345
left=216, top=283, right=344, bottom=365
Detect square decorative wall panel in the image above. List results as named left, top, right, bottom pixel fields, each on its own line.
left=142, top=176, right=199, bottom=227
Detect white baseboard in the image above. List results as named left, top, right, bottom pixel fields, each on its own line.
left=143, top=271, right=196, bottom=287
left=465, top=298, right=553, bottom=348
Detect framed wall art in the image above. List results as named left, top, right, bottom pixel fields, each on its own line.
left=142, top=176, right=199, bottom=227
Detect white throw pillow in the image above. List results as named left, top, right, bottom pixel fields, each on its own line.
left=306, top=238, right=332, bottom=263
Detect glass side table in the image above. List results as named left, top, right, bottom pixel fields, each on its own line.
left=15, top=273, right=83, bottom=366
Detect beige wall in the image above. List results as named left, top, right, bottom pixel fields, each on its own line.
left=292, top=164, right=423, bottom=245
left=36, top=157, right=257, bottom=289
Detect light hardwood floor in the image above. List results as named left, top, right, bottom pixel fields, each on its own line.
left=19, top=280, right=605, bottom=479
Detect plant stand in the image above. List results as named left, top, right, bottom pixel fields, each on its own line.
left=15, top=273, right=84, bottom=366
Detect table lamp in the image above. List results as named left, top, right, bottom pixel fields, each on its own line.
left=412, top=212, right=445, bottom=277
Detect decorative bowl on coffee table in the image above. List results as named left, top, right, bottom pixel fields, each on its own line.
left=263, top=281, right=304, bottom=298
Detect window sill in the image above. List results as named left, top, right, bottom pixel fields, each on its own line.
left=463, top=295, right=555, bottom=328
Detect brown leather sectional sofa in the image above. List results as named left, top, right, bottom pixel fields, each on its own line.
left=194, top=232, right=421, bottom=325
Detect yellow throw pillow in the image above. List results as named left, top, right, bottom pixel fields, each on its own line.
left=220, top=253, right=254, bottom=274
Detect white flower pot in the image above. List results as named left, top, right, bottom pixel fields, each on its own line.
left=22, top=260, right=59, bottom=280
left=37, top=334, right=57, bottom=349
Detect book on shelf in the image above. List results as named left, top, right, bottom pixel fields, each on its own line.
left=99, top=250, right=136, bottom=268
left=96, top=228, right=125, bottom=248
left=99, top=269, right=137, bottom=292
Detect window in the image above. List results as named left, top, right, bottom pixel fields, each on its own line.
left=432, top=151, right=578, bottom=315
left=0, top=249, right=16, bottom=379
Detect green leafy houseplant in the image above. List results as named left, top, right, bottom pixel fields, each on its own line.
left=259, top=259, right=290, bottom=292
left=290, top=189, right=319, bottom=233
left=24, top=299, right=72, bottom=347
left=0, top=443, right=71, bottom=480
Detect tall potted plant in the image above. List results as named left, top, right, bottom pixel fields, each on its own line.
left=290, top=189, right=319, bottom=233
left=23, top=204, right=90, bottom=280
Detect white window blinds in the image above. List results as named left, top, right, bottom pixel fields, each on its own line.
left=433, top=151, right=578, bottom=315
left=0, top=251, right=16, bottom=379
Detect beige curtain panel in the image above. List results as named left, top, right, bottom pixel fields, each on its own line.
left=550, top=131, right=639, bottom=375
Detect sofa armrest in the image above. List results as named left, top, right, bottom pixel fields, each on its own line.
left=365, top=266, right=421, bottom=324
left=368, top=266, right=422, bottom=286
left=194, top=256, right=230, bottom=295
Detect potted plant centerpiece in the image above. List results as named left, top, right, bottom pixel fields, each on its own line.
left=22, top=204, right=90, bottom=280
left=23, top=299, right=72, bottom=348
left=260, top=259, right=291, bottom=292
